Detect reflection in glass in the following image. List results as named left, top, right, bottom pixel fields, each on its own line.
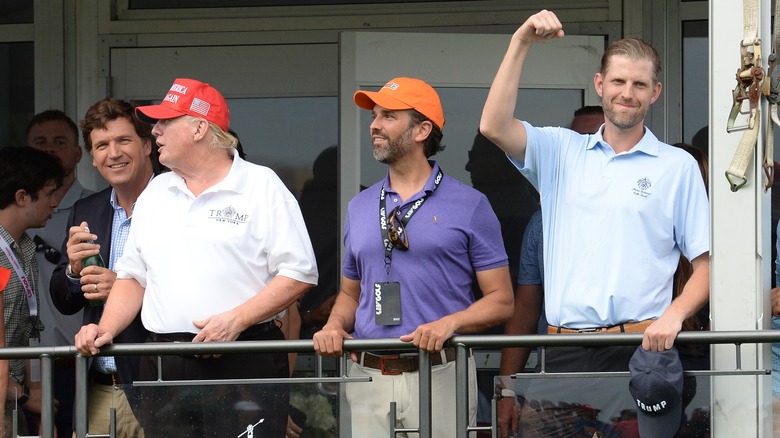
left=0, top=1, right=32, bottom=24
left=228, top=97, right=338, bottom=198
left=496, top=372, right=716, bottom=438
left=135, top=96, right=338, bottom=198
left=124, top=379, right=340, bottom=437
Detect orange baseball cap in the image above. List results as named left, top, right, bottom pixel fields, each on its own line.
left=136, top=78, right=230, bottom=131
left=354, top=77, right=445, bottom=130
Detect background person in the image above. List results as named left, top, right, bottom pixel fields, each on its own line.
left=0, top=147, right=64, bottom=437
left=26, top=109, right=92, bottom=436
left=298, top=145, right=339, bottom=339
left=771, top=224, right=780, bottom=435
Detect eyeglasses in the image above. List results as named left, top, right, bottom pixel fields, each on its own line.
left=33, top=235, right=61, bottom=264
left=387, top=207, right=409, bottom=250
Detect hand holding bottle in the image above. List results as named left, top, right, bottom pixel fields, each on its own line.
left=65, top=222, right=115, bottom=306
left=65, top=221, right=102, bottom=276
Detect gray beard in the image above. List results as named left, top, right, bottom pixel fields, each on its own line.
left=373, top=127, right=414, bottom=164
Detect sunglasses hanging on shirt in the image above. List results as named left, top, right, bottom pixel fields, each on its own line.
left=33, top=235, right=61, bottom=264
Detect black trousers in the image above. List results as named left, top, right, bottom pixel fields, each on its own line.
left=137, top=324, right=289, bottom=438
left=544, top=344, right=636, bottom=372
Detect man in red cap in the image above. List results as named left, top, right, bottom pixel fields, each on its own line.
left=313, top=77, right=513, bottom=437
left=74, top=78, right=318, bottom=437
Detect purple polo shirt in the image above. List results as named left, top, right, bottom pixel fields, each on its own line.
left=343, top=161, right=508, bottom=339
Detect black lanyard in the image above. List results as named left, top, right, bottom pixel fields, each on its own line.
left=379, top=167, right=443, bottom=276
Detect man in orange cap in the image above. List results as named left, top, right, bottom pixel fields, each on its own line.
left=313, top=77, right=513, bottom=437
left=75, top=78, right=318, bottom=437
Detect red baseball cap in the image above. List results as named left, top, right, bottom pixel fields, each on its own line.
left=136, top=78, right=230, bottom=131
left=354, top=77, right=445, bottom=130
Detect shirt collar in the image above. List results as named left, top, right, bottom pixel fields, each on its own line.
left=588, top=125, right=660, bottom=156
left=56, top=180, right=89, bottom=212
left=215, top=152, right=247, bottom=193
left=169, top=151, right=243, bottom=196
left=110, top=174, right=156, bottom=212
left=382, top=160, right=441, bottom=196
left=0, top=224, right=32, bottom=252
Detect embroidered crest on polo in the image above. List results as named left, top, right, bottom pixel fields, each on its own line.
left=190, top=98, right=211, bottom=116
left=632, top=177, right=652, bottom=198
left=208, top=205, right=249, bottom=225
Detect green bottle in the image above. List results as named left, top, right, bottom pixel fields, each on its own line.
left=81, top=243, right=105, bottom=269
left=82, top=236, right=105, bottom=307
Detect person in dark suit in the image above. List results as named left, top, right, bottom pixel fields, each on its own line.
left=50, top=98, right=154, bottom=437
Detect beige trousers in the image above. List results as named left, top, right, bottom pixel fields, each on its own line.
left=80, top=383, right=144, bottom=438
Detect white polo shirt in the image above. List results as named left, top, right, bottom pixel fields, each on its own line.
left=116, top=155, right=318, bottom=333
left=512, top=121, right=709, bottom=329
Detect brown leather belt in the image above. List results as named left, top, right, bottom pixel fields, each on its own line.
left=150, top=320, right=278, bottom=343
left=90, top=369, right=120, bottom=386
left=548, top=319, right=654, bottom=334
left=360, top=349, right=459, bottom=375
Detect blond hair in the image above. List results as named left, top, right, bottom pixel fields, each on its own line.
left=182, top=115, right=238, bottom=154
left=601, top=38, right=662, bottom=84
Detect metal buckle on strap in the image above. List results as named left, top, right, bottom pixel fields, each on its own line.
left=379, top=355, right=402, bottom=375
left=767, top=53, right=779, bottom=104
left=728, top=39, right=763, bottom=133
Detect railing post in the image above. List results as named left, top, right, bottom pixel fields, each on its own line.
left=418, top=350, right=431, bottom=438
left=75, top=354, right=89, bottom=438
left=40, top=354, right=54, bottom=438
left=455, top=344, right=468, bottom=438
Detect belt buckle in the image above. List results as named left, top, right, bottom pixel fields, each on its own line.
left=379, top=355, right=401, bottom=375
left=577, top=328, right=599, bottom=333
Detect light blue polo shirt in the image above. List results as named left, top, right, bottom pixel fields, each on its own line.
left=510, top=121, right=709, bottom=329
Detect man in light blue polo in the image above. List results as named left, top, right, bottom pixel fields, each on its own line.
left=483, top=12, right=708, bottom=437
left=481, top=10, right=709, bottom=369
left=313, top=77, right=513, bottom=437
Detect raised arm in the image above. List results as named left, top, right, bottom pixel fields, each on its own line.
left=480, top=10, right=565, bottom=161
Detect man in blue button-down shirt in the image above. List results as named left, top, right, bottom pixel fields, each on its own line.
left=50, top=98, right=154, bottom=437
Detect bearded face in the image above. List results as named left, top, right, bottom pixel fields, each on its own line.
left=596, top=55, right=660, bottom=131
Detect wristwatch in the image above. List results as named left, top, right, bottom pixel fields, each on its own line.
left=16, top=385, right=29, bottom=407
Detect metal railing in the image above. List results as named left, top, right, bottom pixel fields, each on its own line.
left=2, top=330, right=778, bottom=438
